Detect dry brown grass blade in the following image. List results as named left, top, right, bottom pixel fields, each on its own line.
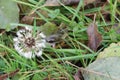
left=44, top=0, right=95, bottom=6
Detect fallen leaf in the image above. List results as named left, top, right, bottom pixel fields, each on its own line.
left=87, top=23, right=102, bottom=51
left=0, top=0, right=19, bottom=31
left=74, top=69, right=84, bottom=80
left=0, top=69, right=19, bottom=80
left=20, top=10, right=48, bottom=25
left=97, top=42, right=120, bottom=59
left=20, top=15, right=34, bottom=25
left=44, top=0, right=95, bottom=6
left=112, top=23, right=120, bottom=34
left=0, top=29, right=5, bottom=35
left=82, top=57, right=120, bottom=80
left=84, top=0, right=96, bottom=5
left=0, top=52, right=7, bottom=56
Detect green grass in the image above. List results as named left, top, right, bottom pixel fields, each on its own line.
left=0, top=0, right=120, bottom=80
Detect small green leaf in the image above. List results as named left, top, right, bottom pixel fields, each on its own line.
left=48, top=9, right=60, bottom=19
left=40, top=22, right=58, bottom=36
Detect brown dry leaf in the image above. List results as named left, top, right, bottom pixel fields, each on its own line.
left=44, top=0, right=95, bottom=6
left=74, top=69, right=84, bottom=80
left=20, top=16, right=34, bottom=25
left=0, top=52, right=7, bottom=56
left=0, top=29, right=5, bottom=35
left=87, top=23, right=102, bottom=51
left=20, top=9, right=48, bottom=25
left=0, top=69, right=19, bottom=80
left=112, top=23, right=120, bottom=34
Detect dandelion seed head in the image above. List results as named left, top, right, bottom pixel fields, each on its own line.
left=13, top=26, right=46, bottom=59
left=24, top=37, right=35, bottom=47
